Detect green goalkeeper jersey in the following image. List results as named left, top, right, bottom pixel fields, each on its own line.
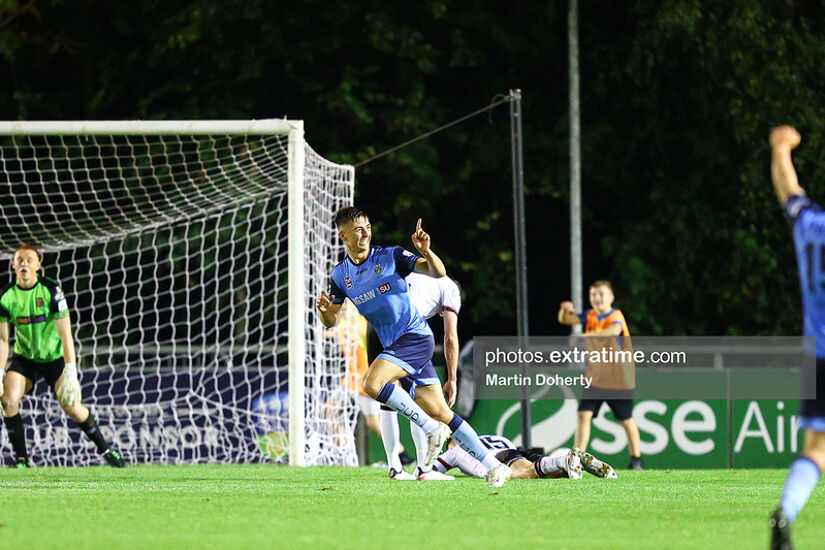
left=0, top=275, right=70, bottom=362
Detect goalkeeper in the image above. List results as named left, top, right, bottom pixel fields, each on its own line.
left=0, top=245, right=124, bottom=468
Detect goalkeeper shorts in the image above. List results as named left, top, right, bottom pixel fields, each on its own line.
left=8, top=355, right=65, bottom=393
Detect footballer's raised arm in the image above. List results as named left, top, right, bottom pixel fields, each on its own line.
left=770, top=126, right=805, bottom=205
left=413, top=252, right=446, bottom=278
left=411, top=219, right=446, bottom=277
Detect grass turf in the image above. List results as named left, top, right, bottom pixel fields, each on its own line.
left=0, top=466, right=822, bottom=549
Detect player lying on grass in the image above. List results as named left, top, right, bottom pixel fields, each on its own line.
left=768, top=125, right=825, bottom=550
left=432, top=434, right=617, bottom=480
left=316, top=207, right=510, bottom=487
left=0, top=245, right=124, bottom=468
left=380, top=272, right=462, bottom=481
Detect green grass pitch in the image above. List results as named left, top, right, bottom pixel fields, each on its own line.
left=0, top=466, right=823, bottom=549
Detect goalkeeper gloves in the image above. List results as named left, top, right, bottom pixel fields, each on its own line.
left=57, top=362, right=81, bottom=407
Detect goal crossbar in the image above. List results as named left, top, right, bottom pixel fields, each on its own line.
left=0, top=119, right=298, bottom=136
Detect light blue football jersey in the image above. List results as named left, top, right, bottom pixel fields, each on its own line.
left=786, top=195, right=825, bottom=358
left=330, top=246, right=432, bottom=347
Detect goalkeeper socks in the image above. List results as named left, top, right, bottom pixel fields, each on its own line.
left=780, top=457, right=821, bottom=522
left=77, top=413, right=108, bottom=452
left=379, top=409, right=403, bottom=471
left=375, top=383, right=439, bottom=433
left=447, top=414, right=500, bottom=470
left=4, top=414, right=28, bottom=459
left=409, top=421, right=429, bottom=470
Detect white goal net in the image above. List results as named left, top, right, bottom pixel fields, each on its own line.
left=0, top=120, right=358, bottom=466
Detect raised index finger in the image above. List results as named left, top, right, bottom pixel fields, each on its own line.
left=416, top=218, right=422, bottom=232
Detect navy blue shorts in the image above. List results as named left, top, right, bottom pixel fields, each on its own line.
left=799, top=358, right=825, bottom=431
left=397, top=365, right=440, bottom=400
left=378, top=332, right=440, bottom=399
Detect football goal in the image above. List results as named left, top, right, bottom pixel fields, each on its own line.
left=0, top=119, right=356, bottom=466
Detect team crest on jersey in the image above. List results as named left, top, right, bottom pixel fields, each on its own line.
left=374, top=264, right=383, bottom=275
left=36, top=298, right=44, bottom=307
left=344, top=276, right=353, bottom=289
left=378, top=283, right=391, bottom=294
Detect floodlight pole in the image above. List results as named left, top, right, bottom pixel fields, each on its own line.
left=509, top=89, right=532, bottom=450
left=569, top=0, right=583, bottom=327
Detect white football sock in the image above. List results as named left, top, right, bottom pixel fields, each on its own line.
left=536, top=455, right=566, bottom=477
left=380, top=409, right=402, bottom=471
left=409, top=422, right=429, bottom=471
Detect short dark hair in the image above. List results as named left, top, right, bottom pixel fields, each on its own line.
left=334, top=206, right=369, bottom=229
left=590, top=280, right=613, bottom=292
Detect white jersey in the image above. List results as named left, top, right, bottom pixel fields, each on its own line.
left=406, top=273, right=461, bottom=320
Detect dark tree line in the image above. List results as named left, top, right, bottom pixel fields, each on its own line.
left=3, top=0, right=825, bottom=339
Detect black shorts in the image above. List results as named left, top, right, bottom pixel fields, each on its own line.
left=494, top=448, right=544, bottom=466
left=7, top=355, right=65, bottom=393
left=578, top=388, right=634, bottom=420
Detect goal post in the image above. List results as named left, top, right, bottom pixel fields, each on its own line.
left=287, top=121, right=306, bottom=466
left=0, top=119, right=355, bottom=467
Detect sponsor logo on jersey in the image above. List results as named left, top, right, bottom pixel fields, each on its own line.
left=36, top=298, right=44, bottom=307
left=378, top=283, right=391, bottom=294
left=374, top=264, right=383, bottom=275
left=344, top=276, right=353, bottom=289
left=352, top=289, right=377, bottom=305
left=16, top=315, right=47, bottom=325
